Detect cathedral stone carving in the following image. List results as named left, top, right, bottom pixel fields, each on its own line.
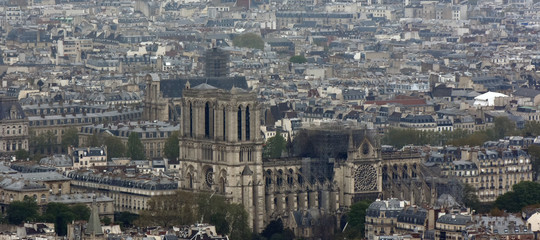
left=354, top=164, right=378, bottom=192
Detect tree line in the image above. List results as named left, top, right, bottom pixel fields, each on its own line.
left=6, top=196, right=93, bottom=236
left=382, top=117, right=540, bottom=148
left=461, top=181, right=540, bottom=216
left=137, top=190, right=372, bottom=240
left=27, top=128, right=184, bottom=161
left=136, top=191, right=251, bottom=239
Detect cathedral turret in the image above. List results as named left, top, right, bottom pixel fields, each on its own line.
left=86, top=196, right=103, bottom=236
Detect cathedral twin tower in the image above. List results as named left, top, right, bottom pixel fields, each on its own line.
left=178, top=84, right=266, bottom=232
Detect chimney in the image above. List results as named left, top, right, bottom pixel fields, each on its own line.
left=461, top=149, right=470, bottom=160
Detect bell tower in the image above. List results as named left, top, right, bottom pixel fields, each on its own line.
left=178, top=84, right=265, bottom=232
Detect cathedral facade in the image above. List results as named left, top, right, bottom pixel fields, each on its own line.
left=177, top=83, right=266, bottom=231
left=143, top=74, right=428, bottom=236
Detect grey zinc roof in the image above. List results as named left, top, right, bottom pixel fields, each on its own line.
left=514, top=88, right=540, bottom=99
left=2, top=179, right=47, bottom=191
left=39, top=155, right=73, bottom=167
left=20, top=172, right=71, bottom=181
left=437, top=214, right=471, bottom=225
left=192, top=83, right=218, bottom=90
left=159, top=76, right=248, bottom=98
left=0, top=96, right=26, bottom=121
left=49, top=193, right=113, bottom=204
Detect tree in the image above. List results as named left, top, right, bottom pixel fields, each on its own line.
left=224, top=203, right=251, bottom=240
left=233, top=33, right=264, bottom=50
left=340, top=200, right=371, bottom=239
left=522, top=121, right=540, bottom=137
left=7, top=196, right=39, bottom=225
left=42, top=202, right=76, bottom=236
left=61, top=127, right=79, bottom=151
left=262, top=219, right=284, bottom=239
left=448, top=130, right=490, bottom=147
left=127, top=133, right=145, bottom=160
left=88, top=132, right=104, bottom=147
left=462, top=183, right=480, bottom=210
left=495, top=181, right=540, bottom=212
left=15, top=149, right=29, bottom=160
left=137, top=191, right=197, bottom=227
left=70, top=204, right=91, bottom=221
left=30, top=130, right=57, bottom=154
left=138, top=191, right=252, bottom=239
left=313, top=214, right=336, bottom=240
left=115, top=211, right=138, bottom=228
left=289, top=55, right=307, bottom=64
left=163, top=132, right=179, bottom=160
left=42, top=130, right=58, bottom=153
left=493, top=117, right=517, bottom=139
left=104, top=135, right=126, bottom=161
left=263, top=134, right=286, bottom=158
left=102, top=216, right=112, bottom=225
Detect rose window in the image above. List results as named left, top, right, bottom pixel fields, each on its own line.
left=354, top=164, right=377, bottom=192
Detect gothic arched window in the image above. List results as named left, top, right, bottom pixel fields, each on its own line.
left=246, top=106, right=250, bottom=140
left=189, top=103, right=193, bottom=137
left=223, top=108, right=226, bottom=141
left=237, top=106, right=242, bottom=141
left=205, top=102, right=210, bottom=138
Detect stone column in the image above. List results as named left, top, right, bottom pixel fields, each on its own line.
left=214, top=106, right=220, bottom=141
left=321, top=190, right=329, bottom=211
left=228, top=105, right=236, bottom=142
left=266, top=193, right=275, bottom=215
left=276, top=193, right=285, bottom=213
left=308, top=191, right=318, bottom=209
left=196, top=101, right=204, bottom=139
left=288, top=192, right=297, bottom=211
left=329, top=190, right=339, bottom=211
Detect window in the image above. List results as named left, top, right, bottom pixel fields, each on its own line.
left=237, top=106, right=242, bottom=141
left=239, top=148, right=244, bottom=162
left=205, top=102, right=210, bottom=138
left=189, top=103, right=193, bottom=137
left=246, top=106, right=250, bottom=140
left=223, top=108, right=226, bottom=141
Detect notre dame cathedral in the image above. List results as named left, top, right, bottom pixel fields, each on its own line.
left=143, top=48, right=432, bottom=237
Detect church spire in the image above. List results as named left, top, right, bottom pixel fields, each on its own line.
left=86, top=195, right=103, bottom=236
left=348, top=130, right=354, bottom=152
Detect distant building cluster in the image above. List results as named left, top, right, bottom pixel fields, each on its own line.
left=1, top=0, right=540, bottom=237
left=366, top=198, right=536, bottom=240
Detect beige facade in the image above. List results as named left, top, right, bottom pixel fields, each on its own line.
left=28, top=109, right=142, bottom=154
left=435, top=214, right=471, bottom=240
left=177, top=85, right=266, bottom=231
left=49, top=193, right=115, bottom=220
left=69, top=146, right=107, bottom=169
left=0, top=96, right=29, bottom=155
left=79, top=121, right=179, bottom=160
left=57, top=37, right=93, bottom=62
left=449, top=149, right=533, bottom=202
left=0, top=171, right=71, bottom=213
left=143, top=74, right=169, bottom=122
left=68, top=171, right=177, bottom=215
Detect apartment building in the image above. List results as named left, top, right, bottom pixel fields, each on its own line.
left=0, top=96, right=29, bottom=156
left=68, top=170, right=178, bottom=214
left=79, top=121, right=179, bottom=160
left=445, top=148, right=533, bottom=202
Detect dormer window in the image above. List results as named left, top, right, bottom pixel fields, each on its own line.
left=10, top=106, right=17, bottom=120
